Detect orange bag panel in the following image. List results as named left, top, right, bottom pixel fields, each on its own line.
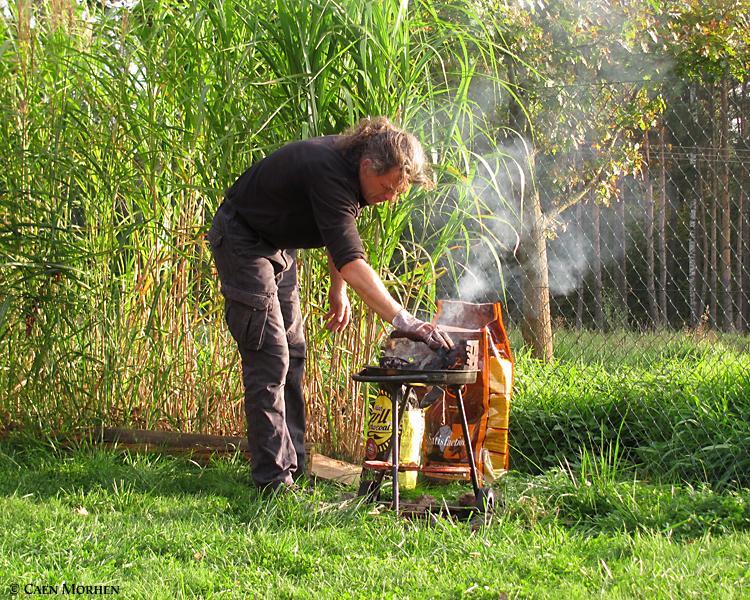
left=422, top=301, right=514, bottom=482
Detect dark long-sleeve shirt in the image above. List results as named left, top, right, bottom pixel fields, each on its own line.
left=225, top=136, right=368, bottom=271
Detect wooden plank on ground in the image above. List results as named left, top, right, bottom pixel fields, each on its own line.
left=310, top=454, right=360, bottom=486
left=87, top=427, right=251, bottom=452
left=71, top=428, right=361, bottom=484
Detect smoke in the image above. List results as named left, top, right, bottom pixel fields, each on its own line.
left=448, top=143, right=632, bottom=306
left=420, top=0, right=677, bottom=310
left=452, top=137, right=528, bottom=303
left=548, top=233, right=592, bottom=297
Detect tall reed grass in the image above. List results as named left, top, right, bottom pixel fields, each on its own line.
left=0, top=0, right=511, bottom=459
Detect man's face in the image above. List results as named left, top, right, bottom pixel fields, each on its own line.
left=359, top=159, right=406, bottom=206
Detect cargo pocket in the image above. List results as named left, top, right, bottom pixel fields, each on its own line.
left=224, top=301, right=267, bottom=351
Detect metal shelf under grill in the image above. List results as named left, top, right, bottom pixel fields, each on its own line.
left=363, top=460, right=472, bottom=474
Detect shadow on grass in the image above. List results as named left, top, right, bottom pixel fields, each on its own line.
left=3, top=435, right=750, bottom=541
left=0, top=436, right=310, bottom=523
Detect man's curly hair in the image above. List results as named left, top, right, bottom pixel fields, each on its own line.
left=334, top=117, right=435, bottom=192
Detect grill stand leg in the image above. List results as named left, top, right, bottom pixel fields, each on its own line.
left=452, top=384, right=481, bottom=498
left=391, top=384, right=400, bottom=513
left=390, top=385, right=412, bottom=513
left=359, top=383, right=411, bottom=510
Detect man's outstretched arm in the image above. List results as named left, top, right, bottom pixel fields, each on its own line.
left=339, top=258, right=452, bottom=350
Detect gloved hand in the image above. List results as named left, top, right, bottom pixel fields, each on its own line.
left=392, top=309, right=454, bottom=351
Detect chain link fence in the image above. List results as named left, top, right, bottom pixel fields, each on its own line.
left=451, top=77, right=750, bottom=486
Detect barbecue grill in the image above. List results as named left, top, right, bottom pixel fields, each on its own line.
left=353, top=361, right=496, bottom=513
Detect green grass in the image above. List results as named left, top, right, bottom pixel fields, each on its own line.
left=508, top=328, right=750, bottom=486
left=1, top=441, right=749, bottom=599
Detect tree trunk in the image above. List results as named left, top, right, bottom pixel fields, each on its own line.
left=711, top=189, right=719, bottom=328
left=709, top=85, right=719, bottom=328
left=576, top=201, right=584, bottom=331
left=689, top=157, right=700, bottom=325
left=742, top=79, right=750, bottom=332
left=509, top=61, right=552, bottom=359
left=520, top=175, right=553, bottom=362
left=738, top=187, right=747, bottom=331
left=700, top=170, right=710, bottom=320
left=658, top=117, right=668, bottom=326
left=668, top=178, right=679, bottom=329
left=688, top=84, right=702, bottom=326
left=592, top=200, right=603, bottom=331
left=614, top=177, right=628, bottom=327
left=644, top=130, right=658, bottom=328
left=709, top=196, right=719, bottom=328
left=719, top=77, right=734, bottom=330
left=743, top=185, right=750, bottom=332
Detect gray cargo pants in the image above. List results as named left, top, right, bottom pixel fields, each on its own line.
left=207, top=202, right=306, bottom=488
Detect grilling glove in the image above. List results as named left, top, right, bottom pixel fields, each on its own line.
left=392, top=309, right=454, bottom=351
